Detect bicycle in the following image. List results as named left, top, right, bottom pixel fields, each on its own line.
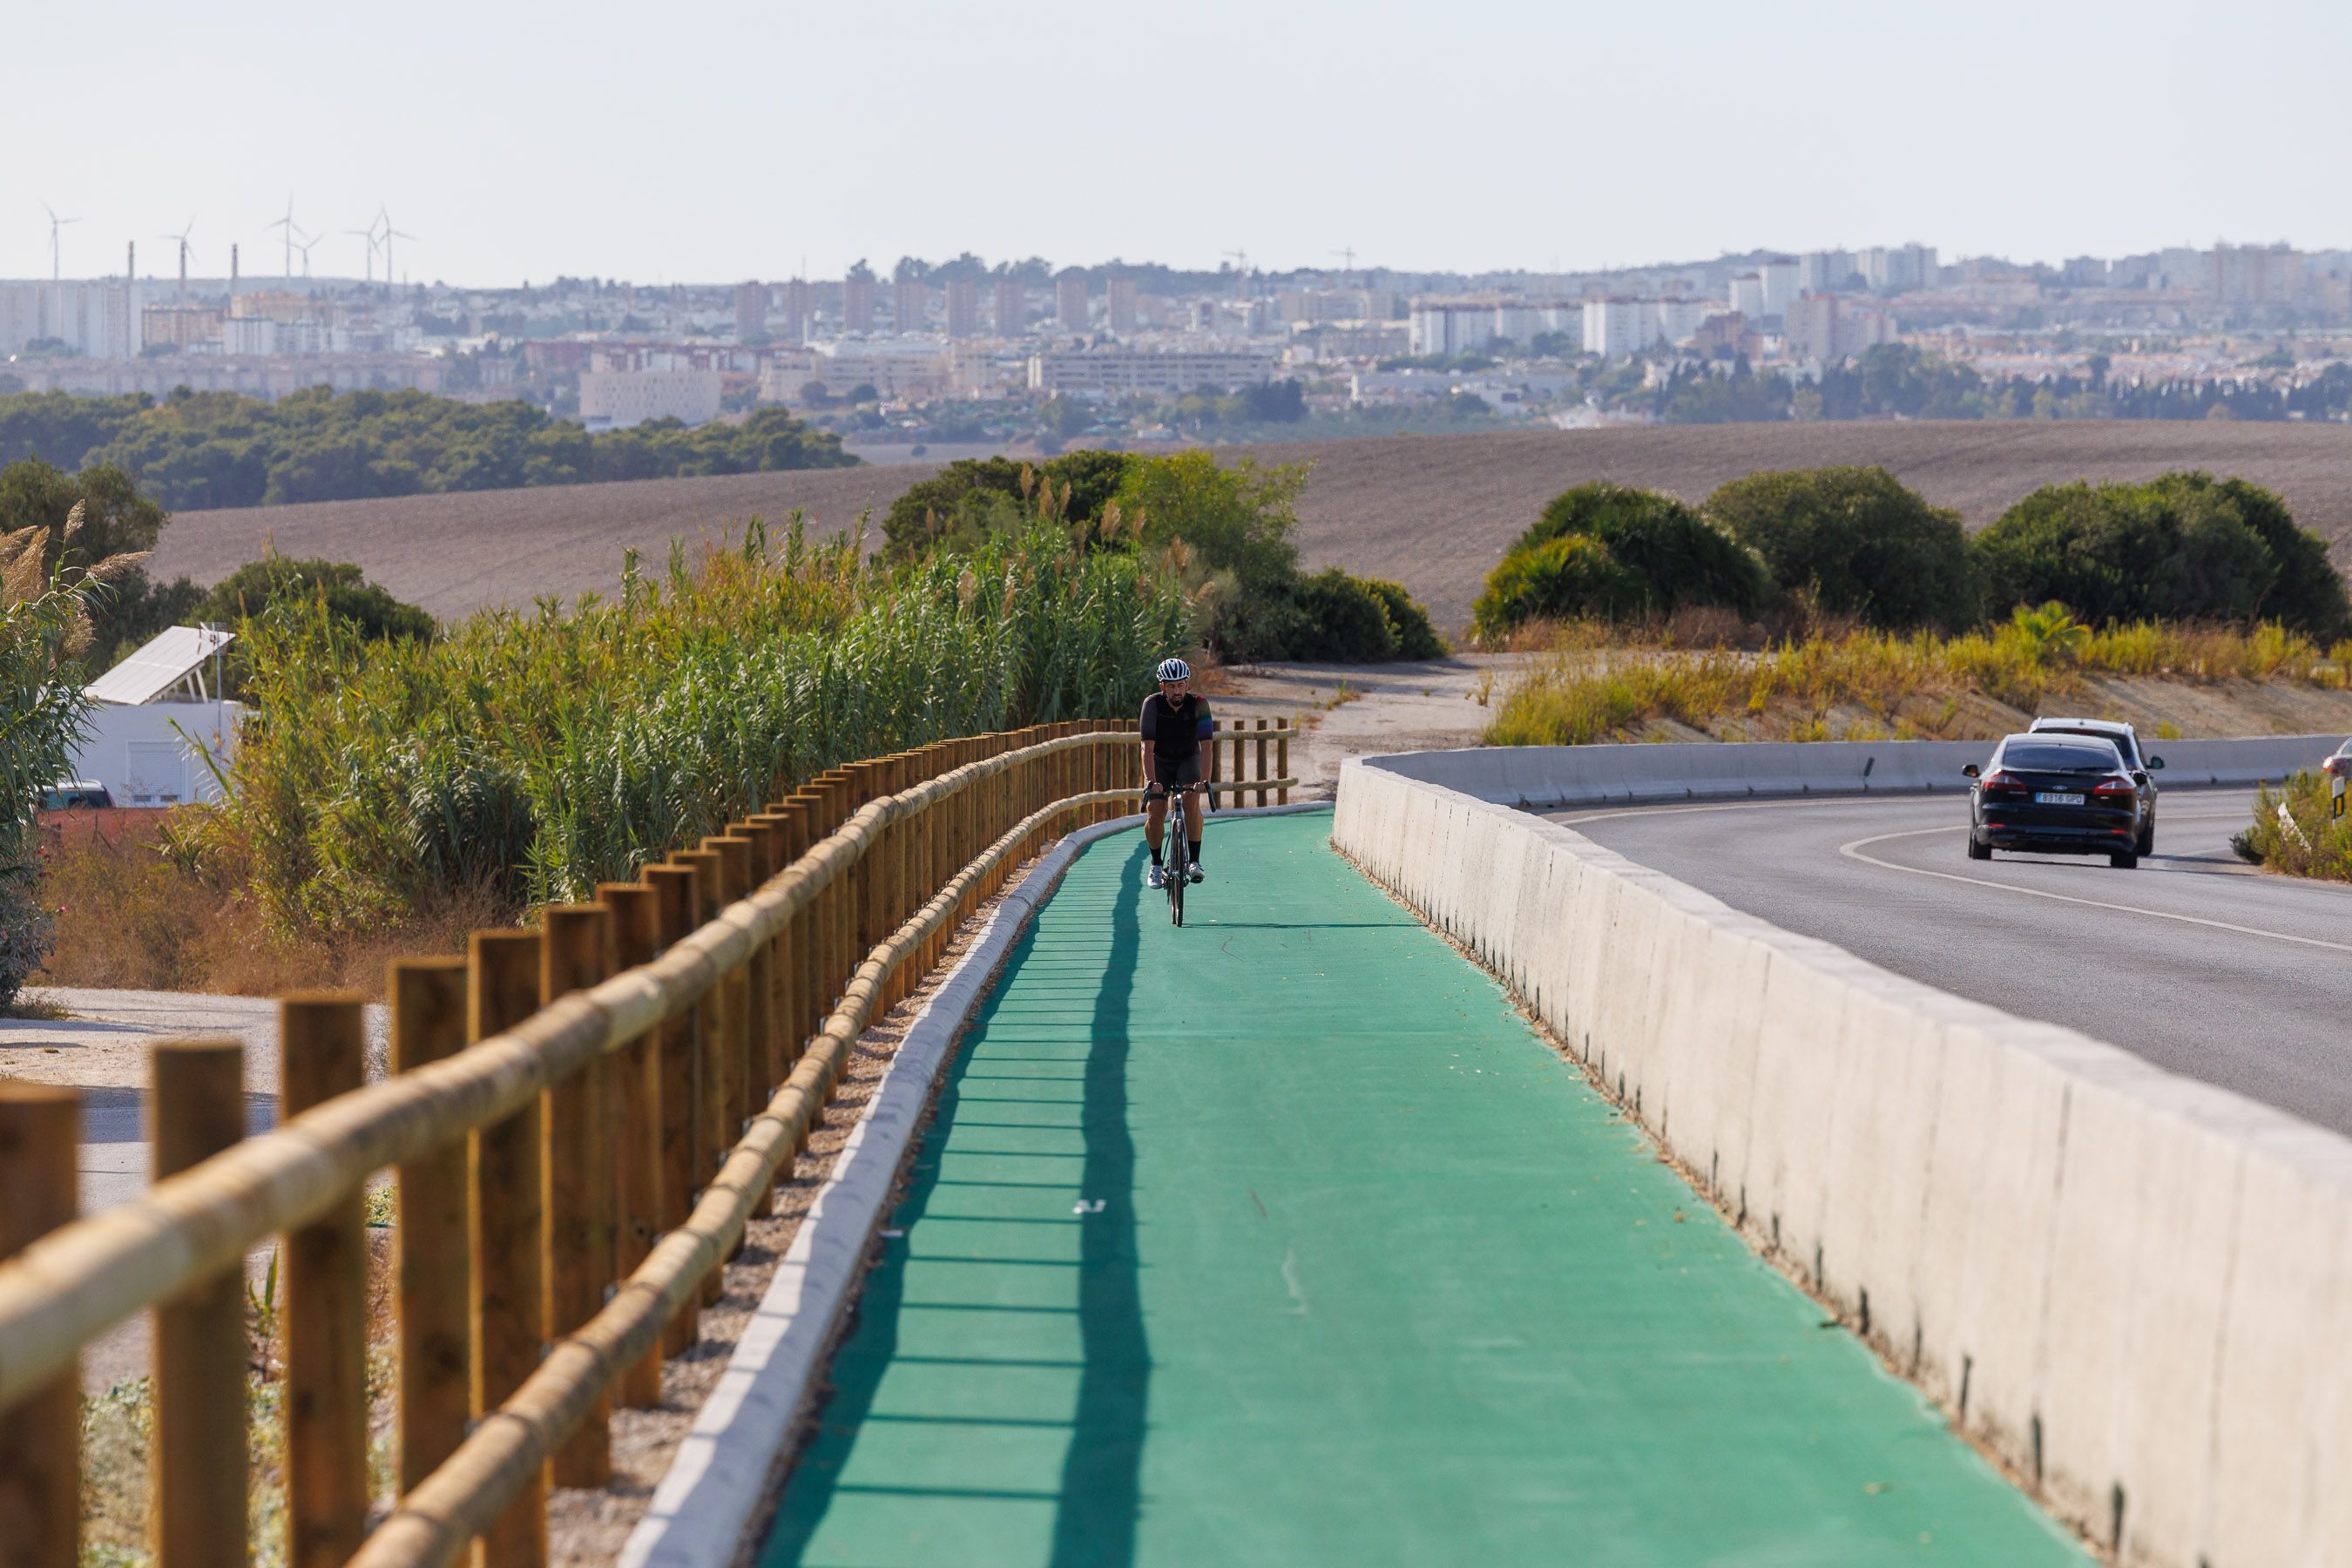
left=1147, top=781, right=1211, bottom=926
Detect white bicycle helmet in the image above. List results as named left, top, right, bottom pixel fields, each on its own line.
left=1155, top=657, right=1191, bottom=682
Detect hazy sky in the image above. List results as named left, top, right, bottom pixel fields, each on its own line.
left=10, top=0, right=2346, bottom=287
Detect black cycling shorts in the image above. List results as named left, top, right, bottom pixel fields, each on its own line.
left=1150, top=753, right=1204, bottom=788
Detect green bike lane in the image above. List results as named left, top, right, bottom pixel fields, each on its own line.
left=760, top=812, right=2083, bottom=1566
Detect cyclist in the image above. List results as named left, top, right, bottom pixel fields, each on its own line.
left=1139, top=657, right=1215, bottom=889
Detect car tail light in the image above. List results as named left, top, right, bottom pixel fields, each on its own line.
left=2092, top=778, right=2136, bottom=800
left=1980, top=771, right=2024, bottom=793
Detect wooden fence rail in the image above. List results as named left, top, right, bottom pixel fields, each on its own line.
left=0, top=716, right=1296, bottom=1568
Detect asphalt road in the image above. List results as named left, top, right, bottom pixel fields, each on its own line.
left=1553, top=787, right=2352, bottom=1138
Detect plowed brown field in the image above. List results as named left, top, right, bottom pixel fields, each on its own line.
left=151, top=421, right=2352, bottom=633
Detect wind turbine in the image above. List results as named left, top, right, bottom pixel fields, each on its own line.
left=342, top=226, right=380, bottom=285
left=267, top=194, right=301, bottom=283
left=294, top=233, right=323, bottom=278
left=374, top=206, right=416, bottom=290
left=39, top=200, right=81, bottom=282
left=160, top=217, right=196, bottom=304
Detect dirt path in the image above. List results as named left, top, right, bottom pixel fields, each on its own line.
left=1208, top=655, right=1523, bottom=798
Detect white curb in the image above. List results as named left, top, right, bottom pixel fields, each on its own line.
left=619, top=801, right=1334, bottom=1568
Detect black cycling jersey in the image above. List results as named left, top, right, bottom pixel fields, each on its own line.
left=1140, top=692, right=1212, bottom=760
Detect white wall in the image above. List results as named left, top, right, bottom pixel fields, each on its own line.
left=68, top=701, right=242, bottom=806
left=1334, top=744, right=2352, bottom=1568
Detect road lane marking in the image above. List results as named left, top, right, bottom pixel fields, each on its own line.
left=1838, top=824, right=2352, bottom=955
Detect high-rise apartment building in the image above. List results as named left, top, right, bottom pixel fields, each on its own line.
left=1758, top=258, right=1799, bottom=316
left=994, top=277, right=1024, bottom=335
left=2211, top=243, right=2301, bottom=305
left=1105, top=275, right=1139, bottom=335
left=944, top=277, right=978, bottom=338
left=894, top=276, right=927, bottom=334
left=781, top=279, right=812, bottom=345
left=1055, top=270, right=1089, bottom=330
left=841, top=272, right=875, bottom=335
left=734, top=280, right=766, bottom=341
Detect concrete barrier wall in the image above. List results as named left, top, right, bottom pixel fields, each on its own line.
left=1380, top=733, right=2342, bottom=809
left=1335, top=747, right=2352, bottom=1568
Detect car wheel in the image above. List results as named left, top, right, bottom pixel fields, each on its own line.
left=2138, top=819, right=2153, bottom=856
left=2109, top=849, right=2139, bottom=869
left=1966, top=834, right=1991, bottom=862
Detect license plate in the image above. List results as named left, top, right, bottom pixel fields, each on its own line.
left=2034, top=791, right=2085, bottom=806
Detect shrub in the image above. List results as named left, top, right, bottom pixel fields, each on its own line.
left=2205, top=476, right=2352, bottom=637
left=1288, top=569, right=1397, bottom=663
left=1706, top=466, right=1981, bottom=631
left=1475, top=483, right=1767, bottom=643
left=1970, top=471, right=2337, bottom=629
left=197, top=556, right=434, bottom=644
left=1472, top=533, right=1647, bottom=640
left=1358, top=577, right=1446, bottom=658
left=883, top=449, right=1135, bottom=558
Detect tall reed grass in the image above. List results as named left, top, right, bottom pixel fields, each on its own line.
left=208, top=517, right=1186, bottom=939
left=1486, top=618, right=2352, bottom=748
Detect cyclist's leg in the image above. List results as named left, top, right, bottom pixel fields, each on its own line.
left=1143, top=763, right=1170, bottom=886
left=1179, top=756, right=1206, bottom=879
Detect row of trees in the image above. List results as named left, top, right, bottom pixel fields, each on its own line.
left=882, top=450, right=1445, bottom=664
left=0, top=387, right=855, bottom=511
left=1473, top=467, right=2350, bottom=641
left=1647, top=346, right=2352, bottom=426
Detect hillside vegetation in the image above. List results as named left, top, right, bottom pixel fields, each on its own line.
left=1475, top=469, right=2348, bottom=645
left=0, top=386, right=853, bottom=510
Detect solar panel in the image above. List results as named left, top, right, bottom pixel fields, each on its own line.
left=84, top=625, right=235, bottom=706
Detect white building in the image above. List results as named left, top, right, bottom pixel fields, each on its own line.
left=578, top=368, right=724, bottom=429
left=69, top=626, right=243, bottom=807
left=1582, top=298, right=1648, bottom=359
left=1026, top=348, right=1279, bottom=398
left=1652, top=297, right=1716, bottom=347
left=1728, top=274, right=1765, bottom=318
left=1759, top=258, right=1800, bottom=316
left=0, top=279, right=145, bottom=358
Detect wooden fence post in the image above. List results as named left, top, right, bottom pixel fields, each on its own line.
left=151, top=1037, right=247, bottom=1568
left=674, top=848, right=729, bottom=1304
left=711, top=834, right=765, bottom=1120
left=596, top=882, right=667, bottom=1409
left=0, top=1084, right=79, bottom=1568
left=280, top=994, right=369, bottom=1568
left=468, top=929, right=546, bottom=1568
left=542, top=903, right=615, bottom=1487
left=643, top=864, right=702, bottom=1356
left=390, top=957, right=471, bottom=1495
left=1255, top=716, right=1270, bottom=808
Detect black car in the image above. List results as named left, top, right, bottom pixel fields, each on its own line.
left=2027, top=717, right=2163, bottom=855
left=1963, top=734, right=2146, bottom=868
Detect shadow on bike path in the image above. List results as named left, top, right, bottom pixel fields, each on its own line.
left=758, top=813, right=2083, bottom=1567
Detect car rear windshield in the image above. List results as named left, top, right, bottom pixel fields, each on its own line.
left=2000, top=741, right=2119, bottom=772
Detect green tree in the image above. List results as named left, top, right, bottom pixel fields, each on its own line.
left=1291, top=569, right=1396, bottom=662
left=1972, top=473, right=2305, bottom=626
left=1471, top=533, right=1646, bottom=639
left=1358, top=578, right=1446, bottom=658
left=1706, top=466, right=1981, bottom=630
left=196, top=556, right=434, bottom=643
left=0, top=458, right=197, bottom=662
left=1476, top=483, right=1768, bottom=639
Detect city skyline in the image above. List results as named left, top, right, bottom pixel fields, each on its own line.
left=6, top=0, right=2348, bottom=287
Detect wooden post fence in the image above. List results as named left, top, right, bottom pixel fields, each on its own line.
left=0, top=720, right=1304, bottom=1568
